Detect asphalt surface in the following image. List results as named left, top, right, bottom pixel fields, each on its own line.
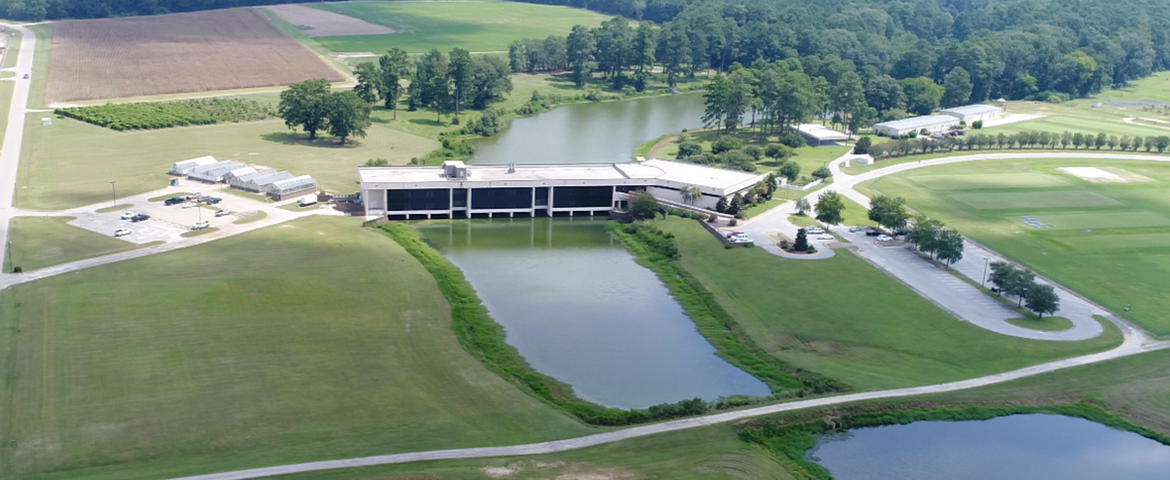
left=0, top=24, right=35, bottom=271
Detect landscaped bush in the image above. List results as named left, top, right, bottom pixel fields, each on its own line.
left=55, top=98, right=275, bottom=131
left=459, top=108, right=503, bottom=136
left=711, top=136, right=743, bottom=154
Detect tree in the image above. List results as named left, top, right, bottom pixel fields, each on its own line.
left=779, top=160, right=801, bottom=182
left=793, top=228, right=809, bottom=251
left=815, top=191, right=845, bottom=225
left=411, top=49, right=453, bottom=121
left=448, top=48, right=474, bottom=121
left=907, top=214, right=944, bottom=253
left=1004, top=268, right=1037, bottom=307
left=711, top=136, right=743, bottom=153
left=865, top=74, right=905, bottom=113
left=632, top=22, right=656, bottom=73
left=566, top=25, right=597, bottom=87
left=941, top=67, right=973, bottom=108
left=715, top=195, right=729, bottom=213
left=811, top=166, right=832, bottom=180
left=729, top=193, right=744, bottom=215
left=1157, top=136, right=1170, bottom=152
left=934, top=229, right=964, bottom=267
left=1024, top=283, right=1060, bottom=319
left=467, top=56, right=513, bottom=109
left=676, top=140, right=703, bottom=159
left=764, top=143, right=792, bottom=160
left=795, top=197, right=811, bottom=216
left=854, top=136, right=873, bottom=155
left=988, top=261, right=1014, bottom=295
left=325, top=91, right=372, bottom=145
left=629, top=191, right=659, bottom=219
left=869, top=195, right=909, bottom=231
left=680, top=185, right=703, bottom=205
left=278, top=79, right=331, bottom=140
left=352, top=62, right=382, bottom=104
left=378, top=48, right=413, bottom=119
left=1095, top=132, right=1107, bottom=150
left=900, top=77, right=944, bottom=115
left=507, top=40, right=528, bottom=73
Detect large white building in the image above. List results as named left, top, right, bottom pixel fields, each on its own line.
left=871, top=115, right=960, bottom=137
left=795, top=123, right=849, bottom=146
left=358, top=159, right=766, bottom=219
left=940, top=104, right=1002, bottom=123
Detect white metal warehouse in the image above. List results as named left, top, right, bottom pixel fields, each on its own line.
left=872, top=115, right=960, bottom=137
left=940, top=104, right=1002, bottom=123
left=795, top=124, right=849, bottom=146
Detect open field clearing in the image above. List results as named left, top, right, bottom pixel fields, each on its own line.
left=265, top=4, right=396, bottom=36
left=45, top=8, right=343, bottom=104
left=657, top=218, right=1119, bottom=392
left=307, top=1, right=609, bottom=53
left=865, top=158, right=1170, bottom=336
left=3, top=216, right=148, bottom=272
left=0, top=216, right=593, bottom=480
left=15, top=114, right=438, bottom=210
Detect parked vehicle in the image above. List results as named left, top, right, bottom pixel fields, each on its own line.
left=728, top=234, right=753, bottom=244
left=214, top=209, right=232, bottom=217
left=816, top=233, right=834, bottom=240
left=181, top=202, right=197, bottom=209
left=164, top=197, right=185, bottom=206
left=131, top=213, right=150, bottom=222
left=865, top=229, right=882, bottom=237
left=191, top=221, right=210, bottom=230
left=186, top=193, right=202, bottom=200
left=806, top=226, right=825, bottom=234
left=299, top=194, right=318, bottom=207
left=22, top=73, right=28, bottom=79
left=849, top=226, right=865, bottom=232
left=204, top=197, right=222, bottom=205
left=876, top=234, right=893, bottom=242
left=120, top=211, right=136, bottom=220
left=114, top=228, right=131, bottom=237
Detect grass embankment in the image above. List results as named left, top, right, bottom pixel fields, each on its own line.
left=641, top=127, right=851, bottom=175
left=94, top=203, right=132, bottom=213
left=3, top=216, right=146, bottom=272
left=179, top=226, right=219, bottom=237
left=608, top=221, right=846, bottom=396
left=658, top=217, right=1121, bottom=391
left=232, top=210, right=267, bottom=224
left=866, top=159, right=1170, bottom=335
left=0, top=216, right=592, bottom=480
left=147, top=192, right=187, bottom=202
left=1008, top=316, right=1075, bottom=331
left=379, top=223, right=773, bottom=425
left=307, top=1, right=609, bottom=54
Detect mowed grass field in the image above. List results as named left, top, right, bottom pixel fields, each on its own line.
left=15, top=112, right=438, bottom=210
left=658, top=218, right=1120, bottom=392
left=306, top=1, right=610, bottom=54
left=865, top=158, right=1170, bottom=335
left=3, top=216, right=150, bottom=272
left=44, top=8, right=343, bottom=104
left=0, top=216, right=593, bottom=480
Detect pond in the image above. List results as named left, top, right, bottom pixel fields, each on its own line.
left=415, top=218, right=770, bottom=409
left=470, top=93, right=706, bottom=165
left=809, top=414, right=1170, bottom=480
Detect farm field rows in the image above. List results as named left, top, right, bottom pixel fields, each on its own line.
left=864, top=158, right=1170, bottom=335
left=305, top=1, right=610, bottom=54
left=0, top=216, right=593, bottom=480
left=44, top=8, right=343, bottom=104
left=658, top=218, right=1119, bottom=392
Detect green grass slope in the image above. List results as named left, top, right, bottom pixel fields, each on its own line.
left=866, top=158, right=1170, bottom=335
left=3, top=216, right=149, bottom=272
left=309, top=1, right=609, bottom=54
left=658, top=218, right=1120, bottom=391
left=0, top=216, right=592, bottom=480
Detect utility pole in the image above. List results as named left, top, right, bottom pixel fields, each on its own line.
left=981, top=257, right=989, bottom=285
left=109, top=181, right=117, bottom=208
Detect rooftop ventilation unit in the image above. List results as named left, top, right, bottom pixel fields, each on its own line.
left=442, top=161, right=469, bottom=179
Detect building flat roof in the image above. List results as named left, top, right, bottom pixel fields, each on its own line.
left=796, top=123, right=849, bottom=141
left=874, top=115, right=958, bottom=131
left=359, top=159, right=765, bottom=195
left=941, top=104, right=1001, bottom=116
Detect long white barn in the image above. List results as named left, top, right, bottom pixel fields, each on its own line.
left=358, top=159, right=767, bottom=219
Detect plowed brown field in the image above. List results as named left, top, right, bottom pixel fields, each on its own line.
left=45, top=8, right=344, bottom=104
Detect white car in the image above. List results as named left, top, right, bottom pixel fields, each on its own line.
left=191, top=221, right=210, bottom=230
left=816, top=233, right=834, bottom=240
left=729, top=234, right=753, bottom=244
left=120, top=211, right=136, bottom=220
left=214, top=209, right=233, bottom=217
left=181, top=202, right=197, bottom=209
left=876, top=234, right=893, bottom=242
left=849, top=226, right=865, bottom=232
left=805, top=226, right=825, bottom=234
left=113, top=228, right=131, bottom=237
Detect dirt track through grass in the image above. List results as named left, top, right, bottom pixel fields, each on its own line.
left=45, top=8, right=343, bottom=103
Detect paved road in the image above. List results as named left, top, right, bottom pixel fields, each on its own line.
left=0, top=24, right=35, bottom=271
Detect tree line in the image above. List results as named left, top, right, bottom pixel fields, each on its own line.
left=868, top=130, right=1170, bottom=159
left=352, top=48, right=513, bottom=124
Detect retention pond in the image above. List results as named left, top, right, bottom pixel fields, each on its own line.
left=809, top=414, right=1170, bottom=480
left=416, top=218, right=770, bottom=409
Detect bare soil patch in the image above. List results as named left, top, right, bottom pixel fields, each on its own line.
left=265, top=4, right=396, bottom=37
left=1058, top=166, right=1154, bottom=183
left=45, top=8, right=343, bottom=103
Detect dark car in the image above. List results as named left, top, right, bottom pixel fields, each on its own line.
left=893, top=229, right=907, bottom=236
left=164, top=197, right=185, bottom=206
left=203, top=197, right=222, bottom=205
left=131, top=213, right=150, bottom=222
left=866, top=229, right=882, bottom=237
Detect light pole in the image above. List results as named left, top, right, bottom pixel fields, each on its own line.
left=981, top=257, right=990, bottom=286
left=109, top=181, right=117, bottom=208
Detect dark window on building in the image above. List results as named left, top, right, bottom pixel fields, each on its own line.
left=385, top=189, right=450, bottom=211
left=534, top=187, right=549, bottom=206
left=470, top=187, right=532, bottom=210
left=553, top=186, right=612, bottom=208
left=452, top=188, right=468, bottom=207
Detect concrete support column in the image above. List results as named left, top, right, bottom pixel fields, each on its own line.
left=449, top=188, right=454, bottom=218
left=531, top=187, right=537, bottom=217
left=548, top=186, right=555, bottom=217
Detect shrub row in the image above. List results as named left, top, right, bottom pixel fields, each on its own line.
left=55, top=98, right=275, bottom=131
left=379, top=223, right=776, bottom=426
left=871, top=130, right=1170, bottom=159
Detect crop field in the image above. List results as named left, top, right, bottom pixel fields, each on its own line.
left=0, top=216, right=592, bottom=480
left=865, top=158, right=1170, bottom=336
left=658, top=218, right=1119, bottom=392
left=16, top=113, right=438, bottom=210
left=304, top=1, right=609, bottom=54
left=54, top=98, right=275, bottom=130
left=45, top=8, right=343, bottom=104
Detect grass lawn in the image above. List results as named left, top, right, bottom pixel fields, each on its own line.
left=865, top=158, right=1170, bottom=335
left=16, top=114, right=438, bottom=210
left=94, top=203, right=132, bottom=213
left=179, top=226, right=219, bottom=237
left=147, top=192, right=188, bottom=202
left=1007, top=316, right=1075, bottom=332
left=307, top=1, right=609, bottom=54
left=233, top=210, right=267, bottom=224
left=658, top=217, right=1121, bottom=392
left=26, top=24, right=51, bottom=109
left=983, top=112, right=1170, bottom=138
left=3, top=216, right=147, bottom=272
left=648, top=128, right=850, bottom=176
left=0, top=216, right=593, bottom=480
